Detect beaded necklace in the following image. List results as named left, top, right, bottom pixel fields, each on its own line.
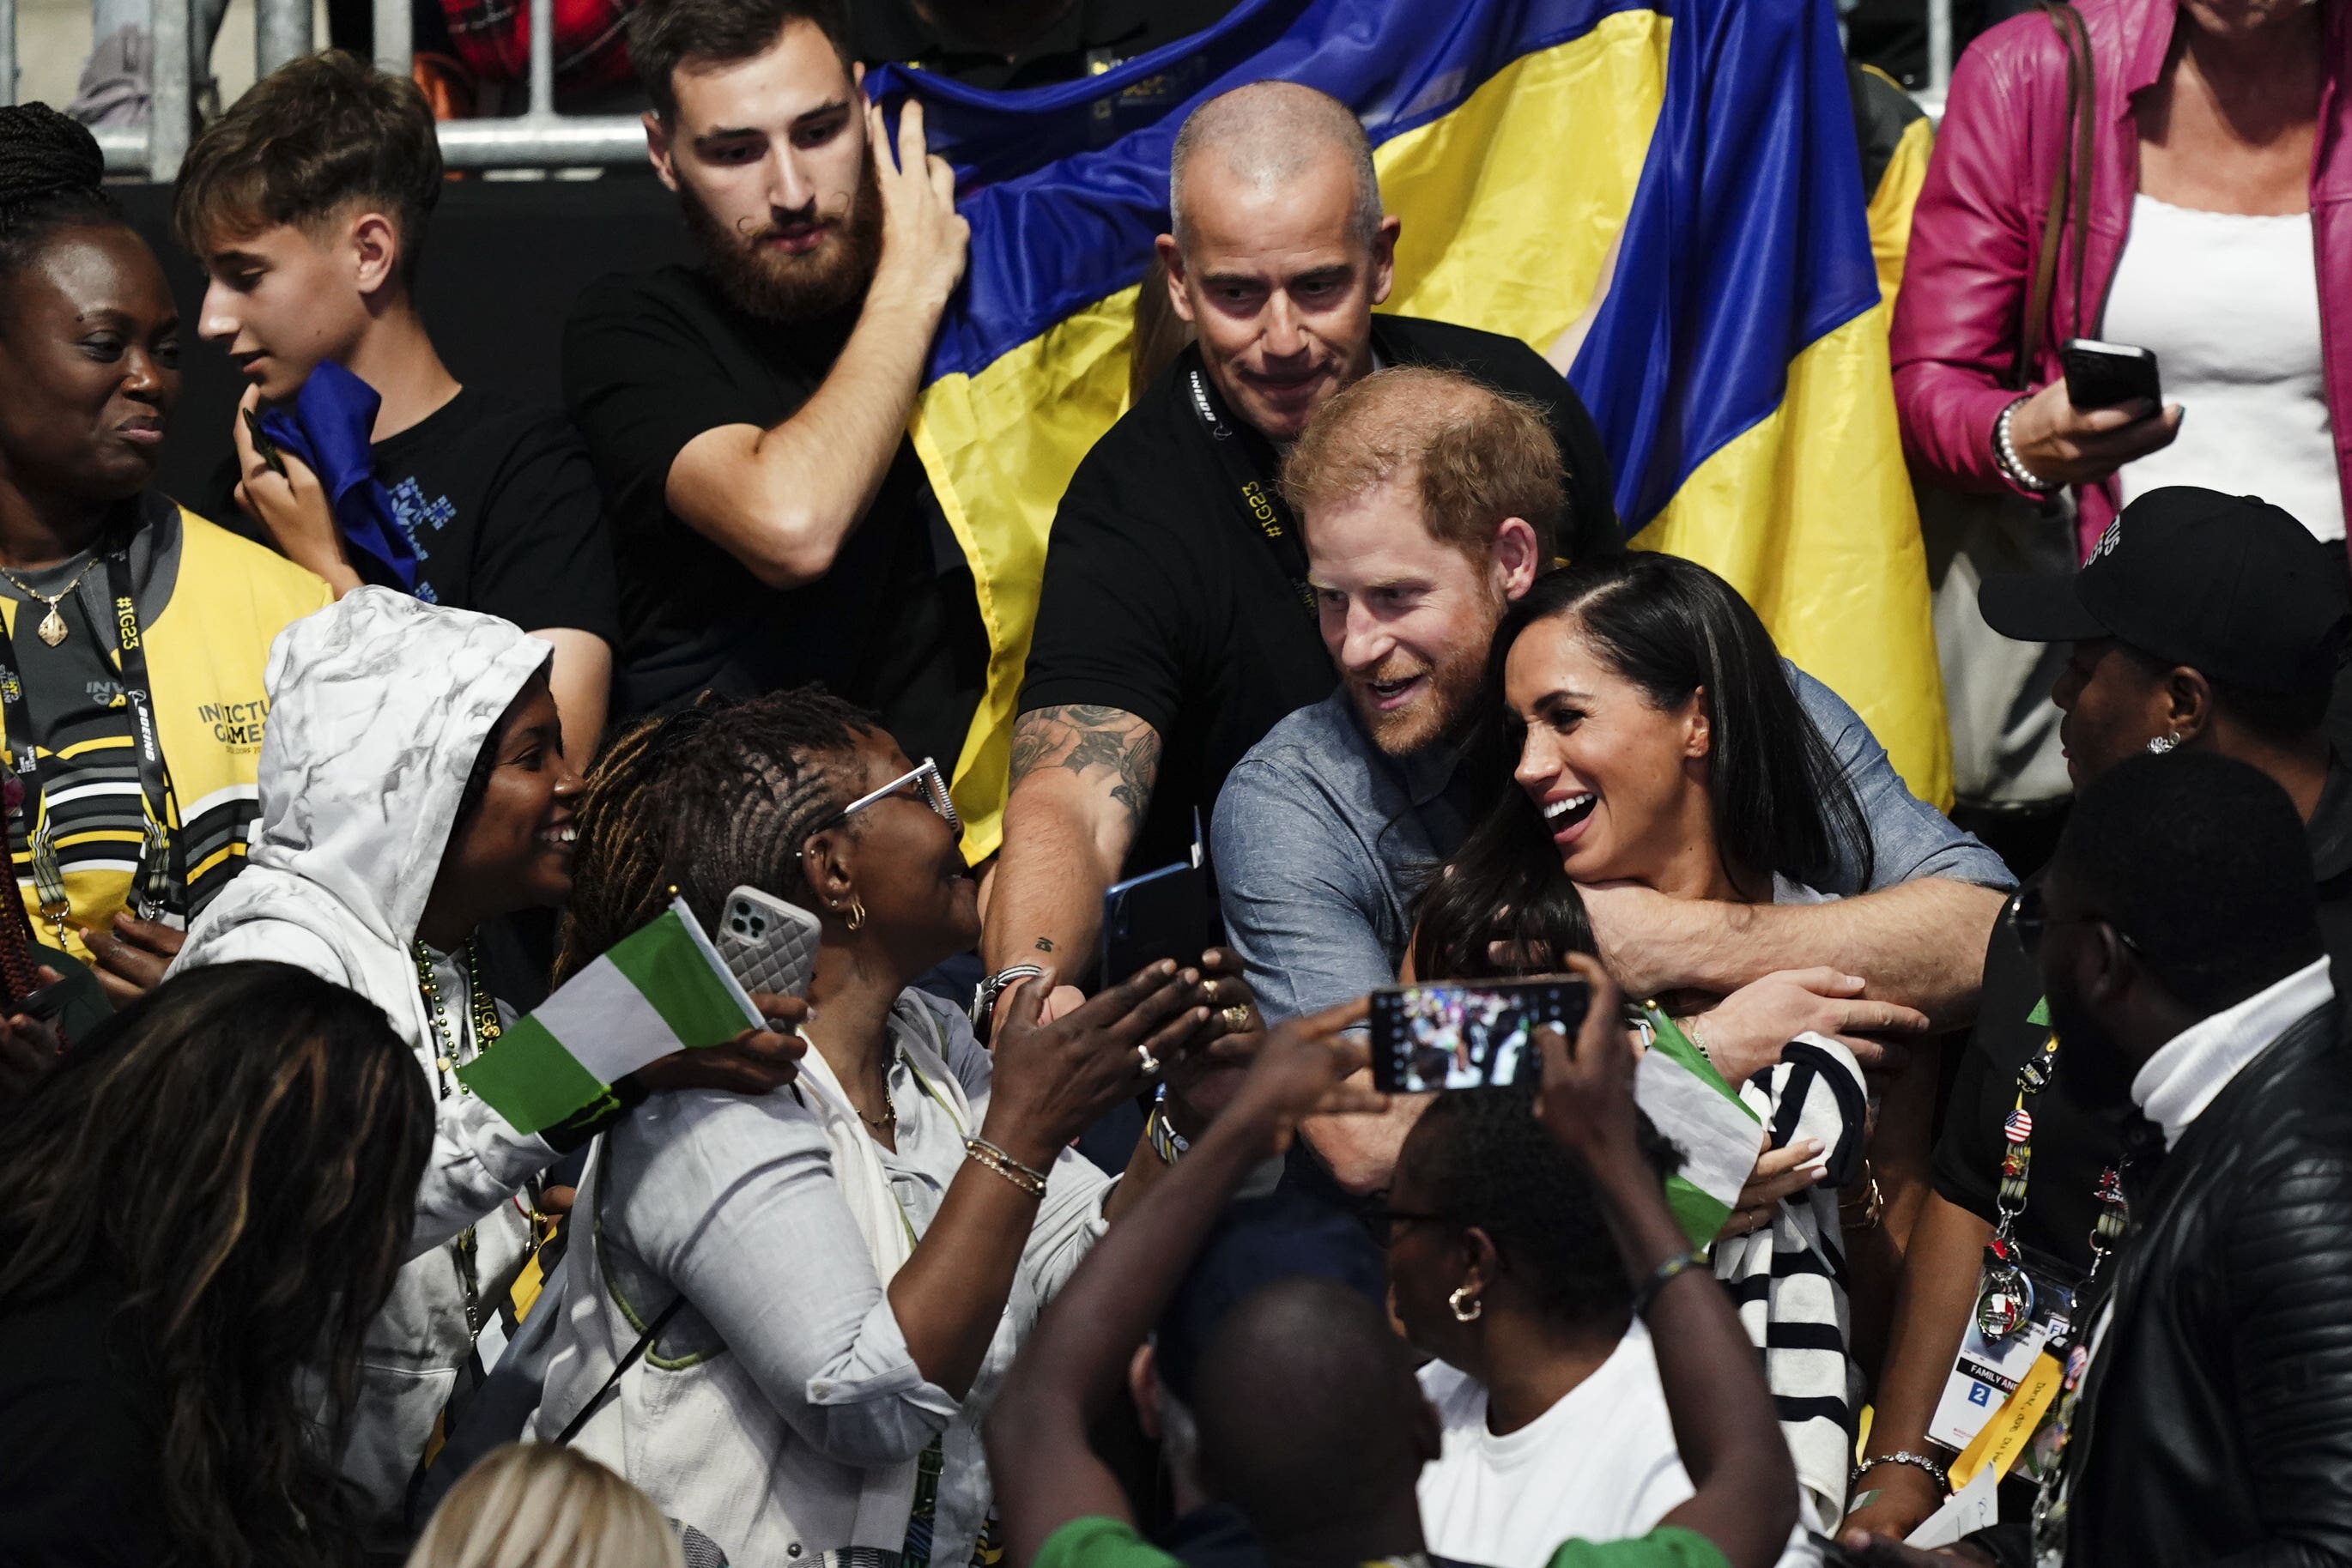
left=413, top=939, right=508, bottom=1337
left=415, top=940, right=503, bottom=1097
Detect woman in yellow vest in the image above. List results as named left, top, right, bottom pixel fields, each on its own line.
left=0, top=104, right=330, bottom=1001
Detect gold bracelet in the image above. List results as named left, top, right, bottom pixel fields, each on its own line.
left=964, top=1136, right=1048, bottom=1198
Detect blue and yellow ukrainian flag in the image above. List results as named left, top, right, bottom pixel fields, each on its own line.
left=874, top=0, right=1950, bottom=861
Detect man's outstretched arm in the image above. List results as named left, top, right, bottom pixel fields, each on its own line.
left=1584, top=877, right=2007, bottom=1030
left=985, top=1001, right=1374, bottom=1565
left=983, top=705, right=1162, bottom=1009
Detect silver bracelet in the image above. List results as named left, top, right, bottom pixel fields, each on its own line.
left=969, top=965, right=1046, bottom=1032
left=1994, top=397, right=2059, bottom=493
left=1852, top=1449, right=1950, bottom=1495
left=964, top=1136, right=1050, bottom=1197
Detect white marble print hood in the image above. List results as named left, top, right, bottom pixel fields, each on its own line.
left=181, top=585, right=554, bottom=966
left=168, top=589, right=560, bottom=1524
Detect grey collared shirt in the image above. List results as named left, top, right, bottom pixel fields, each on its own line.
left=1210, top=666, right=2016, bottom=1024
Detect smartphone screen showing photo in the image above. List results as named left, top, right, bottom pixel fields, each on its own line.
left=1368, top=979, right=1591, bottom=1093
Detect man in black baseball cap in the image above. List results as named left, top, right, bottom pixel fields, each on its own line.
left=1845, top=488, right=2352, bottom=1550
left=1979, top=485, right=2352, bottom=808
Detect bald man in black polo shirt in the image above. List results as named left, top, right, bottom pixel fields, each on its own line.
left=976, top=81, right=1622, bottom=1027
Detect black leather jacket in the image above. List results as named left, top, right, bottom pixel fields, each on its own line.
left=2053, top=1002, right=2352, bottom=1567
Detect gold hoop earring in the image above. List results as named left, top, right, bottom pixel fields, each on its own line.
left=1448, top=1285, right=1482, bottom=1323
left=843, top=896, right=866, bottom=933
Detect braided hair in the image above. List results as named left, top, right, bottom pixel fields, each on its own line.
left=555, top=687, right=877, bottom=984
left=0, top=103, right=121, bottom=281
left=1409, top=1087, right=1682, bottom=1329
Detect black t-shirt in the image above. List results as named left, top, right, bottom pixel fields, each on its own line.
left=1019, top=313, right=1622, bottom=876
left=0, top=1270, right=172, bottom=1567
left=1932, top=754, right=2352, bottom=1268
left=205, top=386, right=620, bottom=645
left=562, top=264, right=987, bottom=771
left=852, top=0, right=1240, bottom=91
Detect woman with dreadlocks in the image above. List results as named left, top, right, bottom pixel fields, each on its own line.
left=0, top=103, right=334, bottom=1002
left=172, top=588, right=805, bottom=1544
left=0, top=961, right=434, bottom=1568
left=530, top=689, right=1234, bottom=1565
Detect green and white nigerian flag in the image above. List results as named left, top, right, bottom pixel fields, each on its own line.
left=458, top=898, right=761, bottom=1135
left=1634, top=1008, right=1765, bottom=1248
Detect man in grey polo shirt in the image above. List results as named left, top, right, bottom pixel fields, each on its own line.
left=1209, top=366, right=2015, bottom=1193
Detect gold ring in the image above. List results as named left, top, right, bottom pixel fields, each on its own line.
left=1220, top=1004, right=1252, bottom=1034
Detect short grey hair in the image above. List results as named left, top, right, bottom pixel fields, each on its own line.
left=1168, top=80, right=1382, bottom=253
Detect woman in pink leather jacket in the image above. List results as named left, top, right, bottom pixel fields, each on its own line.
left=1891, top=0, right=2348, bottom=559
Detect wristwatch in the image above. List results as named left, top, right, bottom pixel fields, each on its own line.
left=970, top=964, right=1047, bottom=1035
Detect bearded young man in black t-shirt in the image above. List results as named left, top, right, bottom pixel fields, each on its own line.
left=976, top=81, right=1622, bottom=1027
left=558, top=0, right=986, bottom=772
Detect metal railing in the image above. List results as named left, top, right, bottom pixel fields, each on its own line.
left=3, top=0, right=1955, bottom=179
left=377, top=0, right=643, bottom=168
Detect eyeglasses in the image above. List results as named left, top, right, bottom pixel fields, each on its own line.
left=1362, top=1205, right=1454, bottom=1247
left=2010, top=885, right=2140, bottom=959
left=805, top=757, right=961, bottom=842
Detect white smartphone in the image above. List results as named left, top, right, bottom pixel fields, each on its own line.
left=715, top=886, right=822, bottom=1000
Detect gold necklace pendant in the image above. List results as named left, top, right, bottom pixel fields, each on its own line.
left=0, top=557, right=98, bottom=648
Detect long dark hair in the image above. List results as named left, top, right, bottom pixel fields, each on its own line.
left=1414, top=555, right=1869, bottom=979
left=0, top=962, right=433, bottom=1568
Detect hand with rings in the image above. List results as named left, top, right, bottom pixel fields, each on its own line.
left=979, top=958, right=1213, bottom=1170
left=1150, top=948, right=1270, bottom=1139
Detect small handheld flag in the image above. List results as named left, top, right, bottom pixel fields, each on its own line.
left=457, top=898, right=763, bottom=1135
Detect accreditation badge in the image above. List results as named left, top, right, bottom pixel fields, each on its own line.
left=1929, top=1244, right=2083, bottom=1456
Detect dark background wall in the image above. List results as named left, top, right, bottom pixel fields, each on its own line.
left=114, top=173, right=698, bottom=504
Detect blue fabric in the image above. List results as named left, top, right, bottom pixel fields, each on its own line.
left=1565, top=0, right=1880, bottom=526
left=255, top=361, right=418, bottom=590
left=1211, top=669, right=2016, bottom=1026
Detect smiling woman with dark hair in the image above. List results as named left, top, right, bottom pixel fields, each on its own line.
left=0, top=101, right=333, bottom=1002
left=1415, top=553, right=1882, bottom=1530
left=170, top=589, right=805, bottom=1540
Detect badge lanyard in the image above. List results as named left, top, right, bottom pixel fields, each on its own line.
left=1185, top=365, right=1318, bottom=619
left=1978, top=1029, right=2131, bottom=1341
left=0, top=542, right=183, bottom=944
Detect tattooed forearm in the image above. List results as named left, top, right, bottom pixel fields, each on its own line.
left=1008, top=705, right=1164, bottom=830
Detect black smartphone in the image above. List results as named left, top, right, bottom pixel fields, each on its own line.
left=2061, top=337, right=2162, bottom=411
left=1100, top=856, right=1210, bottom=988
left=1368, top=978, right=1591, bottom=1093
left=241, top=408, right=289, bottom=478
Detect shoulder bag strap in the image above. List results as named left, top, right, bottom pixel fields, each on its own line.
left=2012, top=1, right=2099, bottom=390
left=552, top=1294, right=684, bottom=1448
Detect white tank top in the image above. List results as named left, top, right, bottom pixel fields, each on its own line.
left=2101, top=193, right=2343, bottom=542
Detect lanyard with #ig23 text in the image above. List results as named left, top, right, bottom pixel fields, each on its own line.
left=0, top=540, right=182, bottom=941
left=1185, top=364, right=1318, bottom=619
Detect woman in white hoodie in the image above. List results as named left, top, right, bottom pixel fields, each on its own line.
left=530, top=688, right=1235, bottom=1565
left=171, top=587, right=801, bottom=1535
